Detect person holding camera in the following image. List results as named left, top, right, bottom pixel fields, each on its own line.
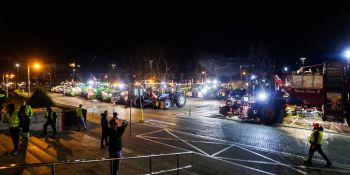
left=108, top=118, right=128, bottom=175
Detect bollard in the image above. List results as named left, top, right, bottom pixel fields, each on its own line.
left=189, top=106, right=191, bottom=116
left=139, top=109, right=144, bottom=123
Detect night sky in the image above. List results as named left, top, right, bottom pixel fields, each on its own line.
left=0, top=2, right=349, bottom=71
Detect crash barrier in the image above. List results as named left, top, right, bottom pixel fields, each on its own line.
left=0, top=107, right=63, bottom=132
left=0, top=151, right=194, bottom=175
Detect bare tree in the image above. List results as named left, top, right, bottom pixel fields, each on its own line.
left=245, top=42, right=275, bottom=76
left=128, top=45, right=177, bottom=82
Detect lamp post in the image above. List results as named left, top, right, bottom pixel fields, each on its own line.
left=300, top=57, right=306, bottom=66
left=5, top=74, right=9, bottom=99
left=5, top=74, right=14, bottom=99
left=15, top=63, right=20, bottom=89
left=48, top=72, right=52, bottom=89
left=27, top=61, right=41, bottom=98
left=201, top=71, right=206, bottom=83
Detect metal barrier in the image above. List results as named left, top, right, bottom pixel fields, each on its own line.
left=0, top=151, right=194, bottom=175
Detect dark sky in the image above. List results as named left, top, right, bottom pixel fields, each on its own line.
left=0, top=2, right=350, bottom=68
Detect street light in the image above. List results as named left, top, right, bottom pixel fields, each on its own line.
left=284, top=67, right=288, bottom=72
left=5, top=74, right=15, bottom=99
left=201, top=71, right=207, bottom=83
left=300, top=57, right=306, bottom=66
left=28, top=61, right=41, bottom=98
left=15, top=63, right=20, bottom=89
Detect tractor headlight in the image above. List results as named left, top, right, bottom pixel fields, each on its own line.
left=257, top=92, right=267, bottom=101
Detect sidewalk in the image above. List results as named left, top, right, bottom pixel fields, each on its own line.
left=282, top=115, right=350, bottom=135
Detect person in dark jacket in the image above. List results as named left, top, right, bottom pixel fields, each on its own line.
left=100, top=111, right=109, bottom=148
left=108, top=118, right=128, bottom=175
left=304, top=123, right=332, bottom=166
left=42, top=107, right=57, bottom=138
left=19, top=100, right=33, bottom=141
left=3, top=104, right=24, bottom=155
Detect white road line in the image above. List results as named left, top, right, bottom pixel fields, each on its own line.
left=216, top=157, right=278, bottom=165
left=231, top=143, right=307, bottom=175
left=141, top=136, right=231, bottom=145
left=170, top=129, right=305, bottom=173
left=138, top=128, right=350, bottom=171
left=164, top=129, right=209, bottom=156
left=137, top=135, right=276, bottom=175
left=137, top=129, right=164, bottom=137
left=211, top=144, right=235, bottom=157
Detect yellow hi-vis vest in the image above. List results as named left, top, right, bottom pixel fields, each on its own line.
left=76, top=107, right=83, bottom=117
left=24, top=105, right=33, bottom=119
left=310, top=130, right=323, bottom=145
left=4, top=111, right=20, bottom=128
left=45, top=111, right=57, bottom=120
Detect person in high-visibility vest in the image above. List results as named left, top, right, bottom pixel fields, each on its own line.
left=3, top=103, right=24, bottom=156
left=304, top=123, right=332, bottom=166
left=42, top=107, right=57, bottom=138
left=76, top=104, right=87, bottom=131
left=19, top=100, right=33, bottom=140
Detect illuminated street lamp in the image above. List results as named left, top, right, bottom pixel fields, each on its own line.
left=284, top=67, right=288, bottom=72
left=15, top=63, right=20, bottom=89
left=28, top=61, right=41, bottom=98
left=201, top=71, right=207, bottom=83
left=300, top=57, right=306, bottom=66
left=5, top=74, right=15, bottom=99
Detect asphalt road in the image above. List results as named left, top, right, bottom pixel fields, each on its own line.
left=51, top=93, right=350, bottom=175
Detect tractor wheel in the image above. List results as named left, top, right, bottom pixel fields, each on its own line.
left=175, top=94, right=186, bottom=108
left=164, top=99, right=172, bottom=110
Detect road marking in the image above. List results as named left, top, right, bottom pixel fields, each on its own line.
left=216, top=157, right=279, bottom=165
left=211, top=144, right=235, bottom=157
left=138, top=129, right=350, bottom=174
left=164, top=129, right=209, bottom=156
left=137, top=129, right=164, bottom=137
left=141, top=136, right=231, bottom=145
left=136, top=135, right=276, bottom=175
left=233, top=143, right=307, bottom=174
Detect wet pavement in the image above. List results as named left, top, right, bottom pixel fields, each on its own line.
left=46, top=93, right=350, bottom=174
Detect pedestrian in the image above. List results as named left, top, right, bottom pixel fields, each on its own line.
left=83, top=108, right=88, bottom=129
left=304, top=123, right=332, bottom=166
left=42, top=107, right=57, bottom=138
left=76, top=104, right=87, bottom=131
left=3, top=104, right=24, bottom=156
left=19, top=100, right=33, bottom=141
left=108, top=118, right=128, bottom=175
left=112, top=112, right=118, bottom=120
left=100, top=111, right=109, bottom=148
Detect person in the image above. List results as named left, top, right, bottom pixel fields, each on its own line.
left=304, top=123, right=332, bottom=166
left=112, top=112, right=118, bottom=120
left=83, top=107, right=88, bottom=129
left=100, top=111, right=109, bottom=148
left=42, top=107, right=57, bottom=138
left=76, top=104, right=87, bottom=131
left=3, top=104, right=24, bottom=156
left=108, top=118, right=128, bottom=175
left=19, top=100, right=33, bottom=141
